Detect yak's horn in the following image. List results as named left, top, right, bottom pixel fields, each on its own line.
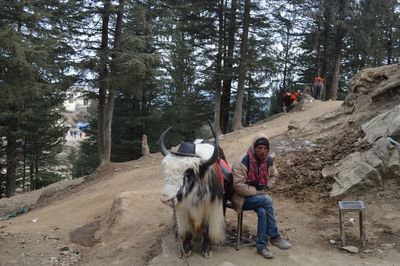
left=159, top=127, right=172, bottom=156
left=202, top=120, right=219, bottom=168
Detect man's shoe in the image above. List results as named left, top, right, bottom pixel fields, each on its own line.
left=270, top=236, right=292, bottom=250
left=257, top=248, right=273, bottom=259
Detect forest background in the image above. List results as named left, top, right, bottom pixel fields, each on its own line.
left=0, top=0, right=399, bottom=198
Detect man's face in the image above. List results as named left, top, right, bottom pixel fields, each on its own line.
left=254, top=145, right=269, bottom=161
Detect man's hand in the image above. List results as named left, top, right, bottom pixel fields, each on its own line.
left=256, top=190, right=267, bottom=195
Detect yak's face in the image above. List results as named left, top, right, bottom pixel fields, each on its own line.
left=159, top=121, right=219, bottom=206
left=160, top=154, right=202, bottom=206
left=160, top=143, right=214, bottom=206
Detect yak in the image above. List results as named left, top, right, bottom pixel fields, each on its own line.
left=159, top=121, right=230, bottom=257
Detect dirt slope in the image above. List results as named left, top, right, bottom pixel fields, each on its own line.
left=1, top=99, right=399, bottom=266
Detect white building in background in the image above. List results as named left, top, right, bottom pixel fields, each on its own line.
left=64, top=85, right=91, bottom=113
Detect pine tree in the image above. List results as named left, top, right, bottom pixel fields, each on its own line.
left=0, top=0, right=80, bottom=196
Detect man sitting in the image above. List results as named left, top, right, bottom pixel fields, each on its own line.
left=231, top=134, right=292, bottom=259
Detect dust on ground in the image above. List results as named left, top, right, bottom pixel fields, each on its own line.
left=1, top=99, right=400, bottom=266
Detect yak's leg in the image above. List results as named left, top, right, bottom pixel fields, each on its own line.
left=181, top=233, right=193, bottom=257
left=201, top=227, right=213, bottom=258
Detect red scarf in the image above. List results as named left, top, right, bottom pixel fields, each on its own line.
left=246, top=147, right=268, bottom=186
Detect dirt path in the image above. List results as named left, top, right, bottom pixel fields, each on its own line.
left=1, top=99, right=399, bottom=266
left=149, top=197, right=400, bottom=266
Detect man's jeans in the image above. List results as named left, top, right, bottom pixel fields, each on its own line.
left=242, top=194, right=279, bottom=250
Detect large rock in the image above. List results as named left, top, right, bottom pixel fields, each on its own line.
left=348, top=64, right=400, bottom=95
left=96, top=191, right=139, bottom=240
left=362, top=104, right=400, bottom=143
left=329, top=138, right=400, bottom=198
left=95, top=190, right=168, bottom=241
left=88, top=190, right=170, bottom=266
left=343, top=64, right=400, bottom=118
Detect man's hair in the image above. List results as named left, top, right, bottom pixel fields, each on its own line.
left=254, top=137, right=269, bottom=150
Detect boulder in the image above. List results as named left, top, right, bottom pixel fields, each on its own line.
left=95, top=190, right=167, bottom=242
left=362, top=104, right=400, bottom=143
left=349, top=64, right=399, bottom=94
left=96, top=191, right=139, bottom=240
left=329, top=138, right=400, bottom=198
left=288, top=120, right=301, bottom=130
left=343, top=64, right=400, bottom=121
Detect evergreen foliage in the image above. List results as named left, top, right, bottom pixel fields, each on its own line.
left=0, top=0, right=79, bottom=197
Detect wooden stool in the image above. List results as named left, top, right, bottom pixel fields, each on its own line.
left=338, top=200, right=366, bottom=247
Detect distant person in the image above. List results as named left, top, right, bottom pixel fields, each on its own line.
left=231, top=134, right=292, bottom=259
left=73, top=130, right=77, bottom=138
left=79, top=132, right=82, bottom=138
left=282, top=90, right=301, bottom=112
left=312, top=76, right=325, bottom=100
left=282, top=91, right=292, bottom=112
left=290, top=91, right=301, bottom=110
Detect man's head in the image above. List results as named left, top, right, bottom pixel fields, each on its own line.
left=252, top=134, right=269, bottom=161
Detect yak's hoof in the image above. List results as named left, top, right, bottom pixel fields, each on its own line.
left=181, top=238, right=193, bottom=258
left=201, top=240, right=212, bottom=258
left=180, top=249, right=192, bottom=258
left=201, top=249, right=213, bottom=258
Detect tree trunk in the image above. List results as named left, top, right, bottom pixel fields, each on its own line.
left=321, top=0, right=331, bottom=96
left=278, top=17, right=292, bottom=113
left=385, top=0, right=395, bottom=65
left=314, top=12, right=321, bottom=76
left=330, top=0, right=346, bottom=100
left=214, top=85, right=223, bottom=134
left=98, top=0, right=111, bottom=165
left=386, top=27, right=393, bottom=65
left=5, top=134, right=17, bottom=197
left=103, top=91, right=115, bottom=163
left=30, top=162, right=34, bottom=192
left=245, top=71, right=253, bottom=126
left=35, top=156, right=39, bottom=190
left=331, top=54, right=341, bottom=100
left=103, top=0, right=124, bottom=162
left=23, top=140, right=26, bottom=192
left=213, top=0, right=224, bottom=135
left=141, top=135, right=150, bottom=157
left=221, top=0, right=237, bottom=134
left=282, top=20, right=291, bottom=93
left=233, top=0, right=250, bottom=131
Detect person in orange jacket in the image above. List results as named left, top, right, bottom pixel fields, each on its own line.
left=282, top=90, right=301, bottom=112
